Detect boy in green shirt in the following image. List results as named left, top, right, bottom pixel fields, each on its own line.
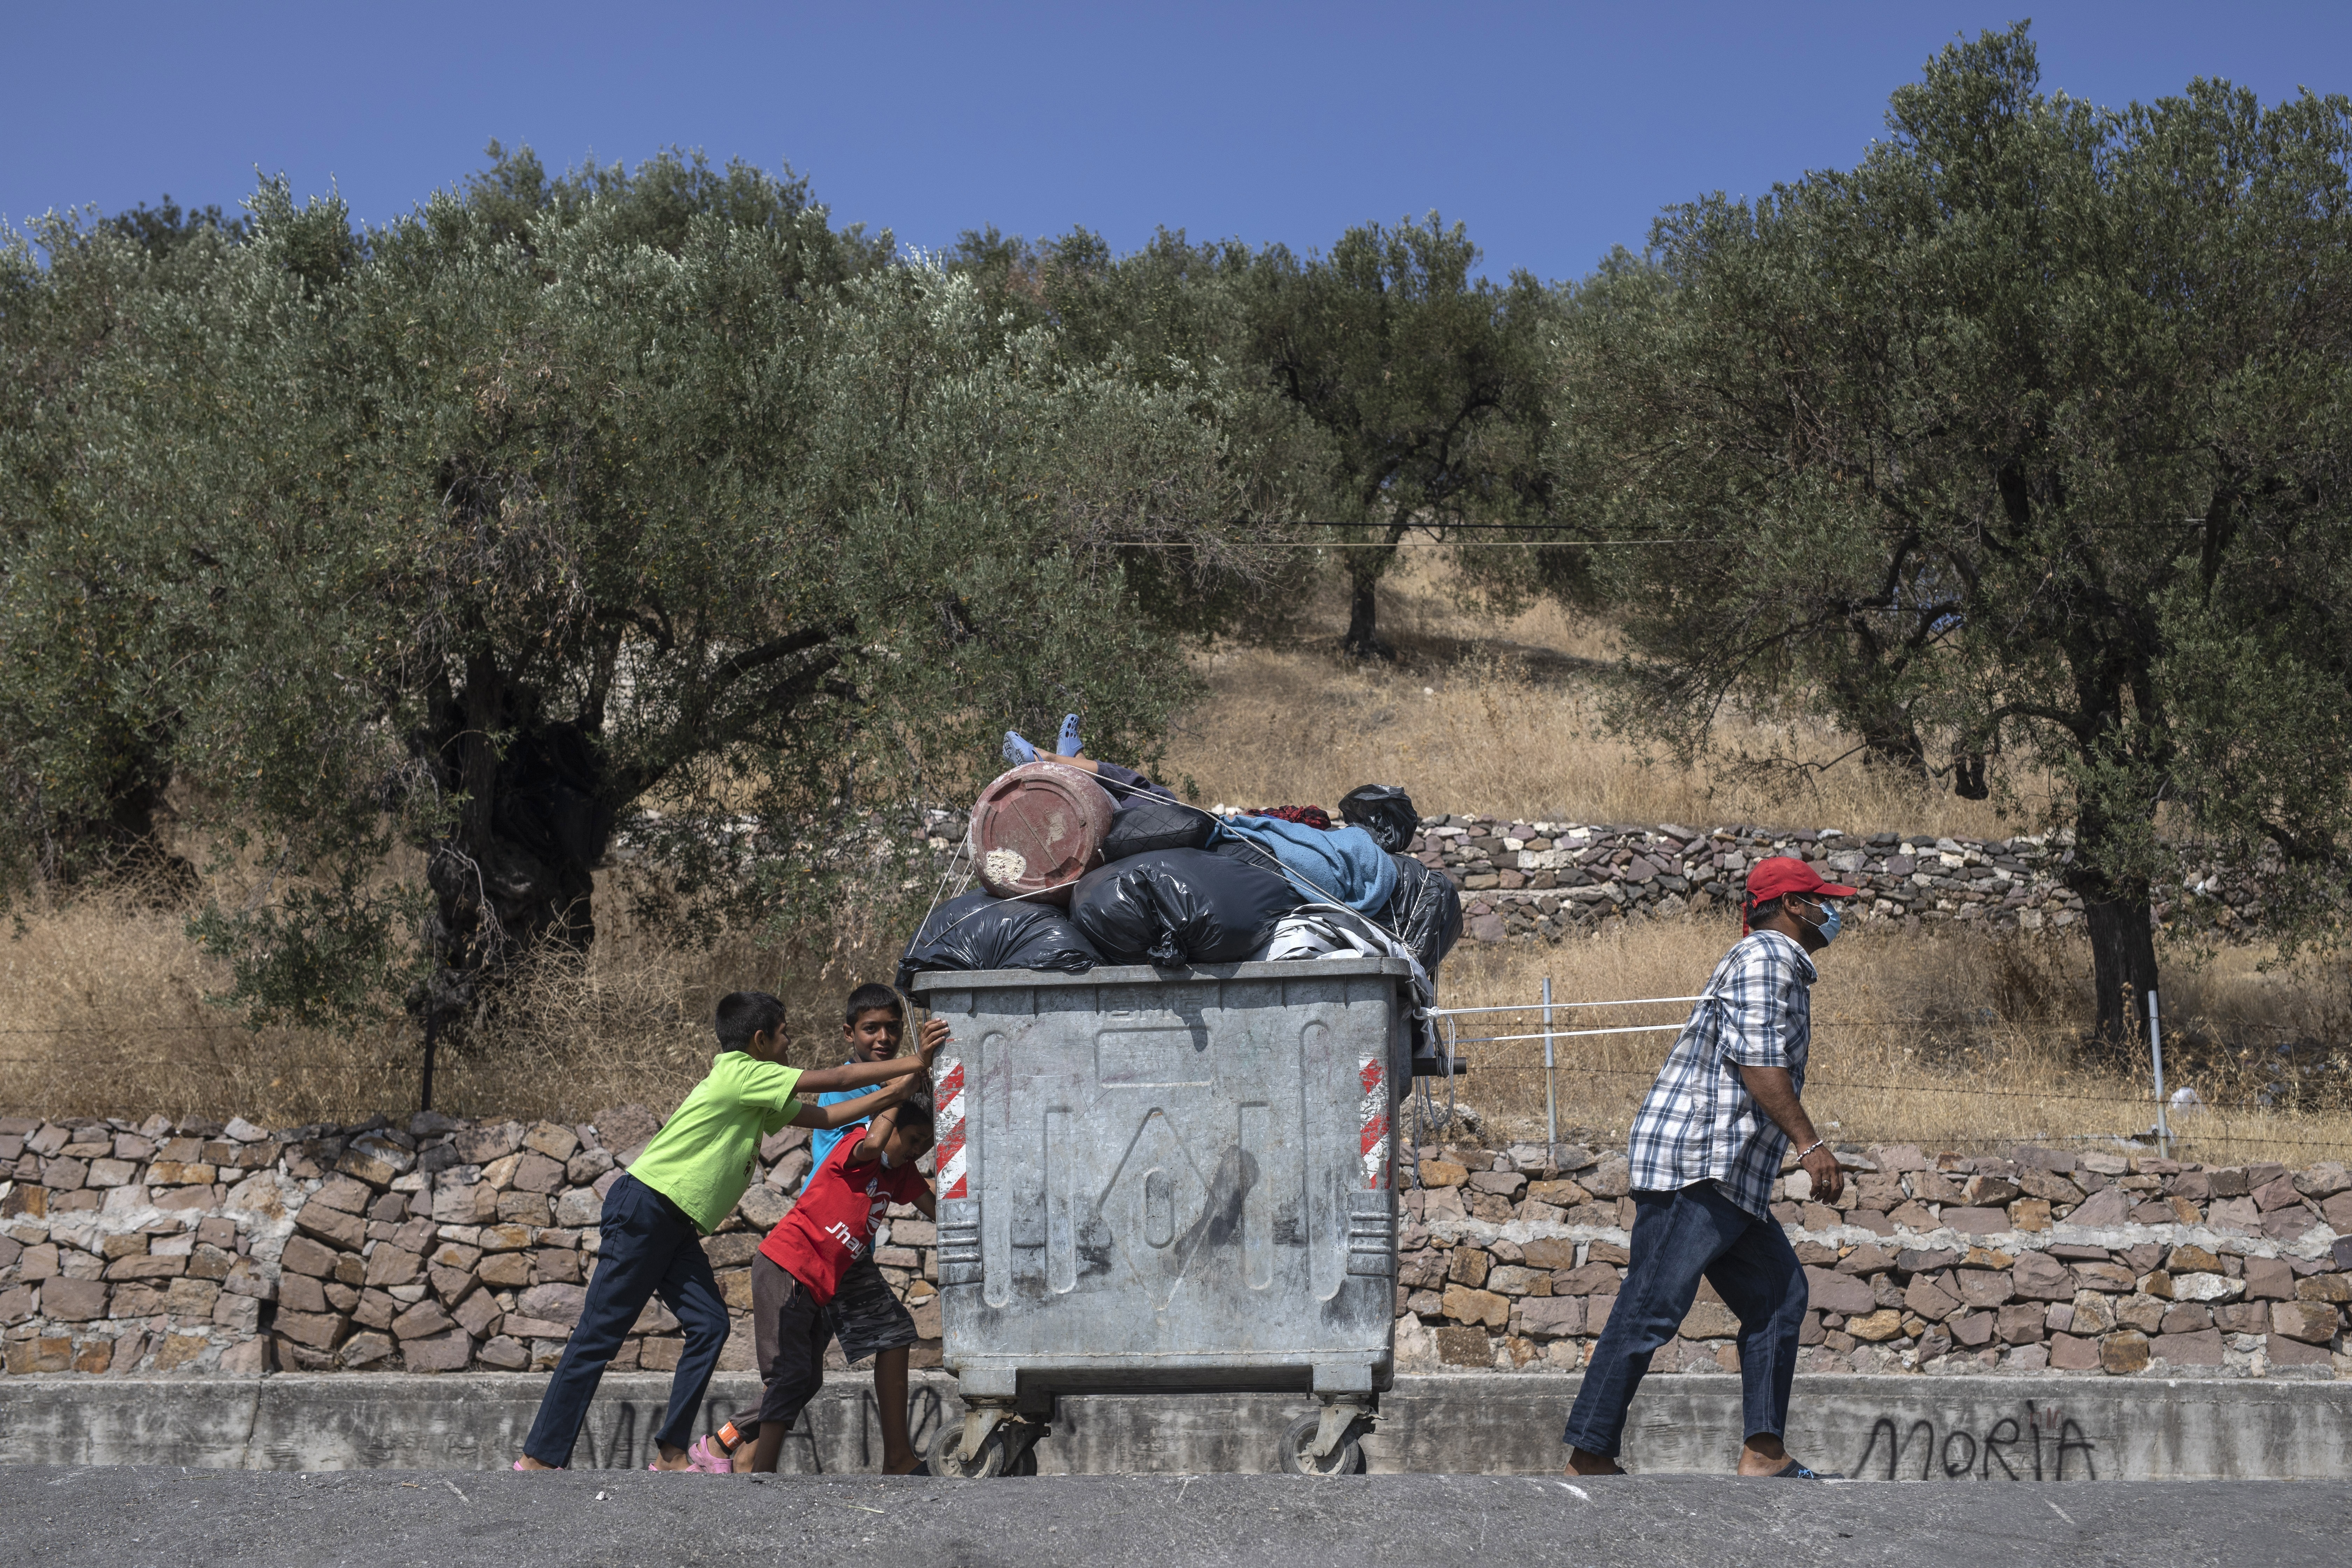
left=515, top=989, right=942, bottom=1471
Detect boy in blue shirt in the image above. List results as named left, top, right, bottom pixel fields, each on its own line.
left=804, top=982, right=935, bottom=1475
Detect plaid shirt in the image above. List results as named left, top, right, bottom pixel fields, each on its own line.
left=1625, top=930, right=1815, bottom=1219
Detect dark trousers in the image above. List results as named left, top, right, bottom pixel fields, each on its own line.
left=1560, top=1182, right=1810, bottom=1461
left=521, top=1172, right=730, bottom=1465
left=728, top=1252, right=832, bottom=1441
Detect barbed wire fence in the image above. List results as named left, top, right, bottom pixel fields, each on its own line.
left=4, top=984, right=2348, bottom=1162
left=1414, top=988, right=2352, bottom=1164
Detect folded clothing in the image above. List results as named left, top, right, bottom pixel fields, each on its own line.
left=1210, top=816, right=1399, bottom=914
left=1068, top=847, right=1303, bottom=967
left=1244, top=805, right=1332, bottom=829
left=896, top=891, right=1101, bottom=990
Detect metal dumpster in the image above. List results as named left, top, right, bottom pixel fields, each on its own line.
left=908, top=957, right=1411, bottom=1475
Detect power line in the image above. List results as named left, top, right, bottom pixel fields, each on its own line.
left=1107, top=539, right=1693, bottom=549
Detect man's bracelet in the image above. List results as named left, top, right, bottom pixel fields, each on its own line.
left=1794, top=1138, right=1826, bottom=1160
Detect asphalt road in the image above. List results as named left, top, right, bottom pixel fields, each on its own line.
left=6, top=1466, right=2346, bottom=1568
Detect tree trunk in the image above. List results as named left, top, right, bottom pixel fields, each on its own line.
left=1343, top=552, right=1390, bottom=658
left=414, top=662, right=616, bottom=1038
left=1343, top=530, right=1408, bottom=659
left=2074, top=876, right=2160, bottom=1062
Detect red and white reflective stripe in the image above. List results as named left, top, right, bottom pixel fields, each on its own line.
left=1358, top=1052, right=1389, bottom=1190
left=935, top=1057, right=969, bottom=1199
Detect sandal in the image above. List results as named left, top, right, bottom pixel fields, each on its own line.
left=687, top=1435, right=737, bottom=1474
left=1768, top=1459, right=1842, bottom=1479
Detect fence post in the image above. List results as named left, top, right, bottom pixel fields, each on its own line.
left=419, top=1016, right=440, bottom=1115
left=2147, top=989, right=2168, bottom=1157
left=1542, top=975, right=1558, bottom=1158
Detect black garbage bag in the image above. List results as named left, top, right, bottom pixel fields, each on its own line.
left=1100, top=795, right=1215, bottom=861
left=896, top=891, right=1101, bottom=990
left=1338, top=784, right=1421, bottom=853
left=1068, top=848, right=1303, bottom=967
left=1382, top=853, right=1463, bottom=972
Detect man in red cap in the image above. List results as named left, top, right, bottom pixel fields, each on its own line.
left=1561, top=855, right=1855, bottom=1479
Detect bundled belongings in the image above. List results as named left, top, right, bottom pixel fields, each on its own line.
left=967, top=762, right=1116, bottom=905
left=1256, top=901, right=1440, bottom=1065
left=1209, top=814, right=1398, bottom=913
left=1099, top=794, right=1215, bottom=860
left=1337, top=784, right=1419, bottom=853
left=1379, top=852, right=1463, bottom=974
left=896, top=891, right=1101, bottom=990
left=1069, top=847, right=1303, bottom=967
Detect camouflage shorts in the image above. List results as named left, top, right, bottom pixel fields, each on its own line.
left=826, top=1253, right=919, bottom=1364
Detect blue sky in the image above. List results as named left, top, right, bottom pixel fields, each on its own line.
left=8, top=2, right=2347, bottom=281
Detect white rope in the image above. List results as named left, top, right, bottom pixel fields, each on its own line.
left=1445, top=1023, right=1687, bottom=1044
left=1428, top=996, right=1704, bottom=1017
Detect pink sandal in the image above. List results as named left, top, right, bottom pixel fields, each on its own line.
left=686, top=1435, right=736, bottom=1474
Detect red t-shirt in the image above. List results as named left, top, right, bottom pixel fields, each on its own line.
left=759, top=1131, right=929, bottom=1303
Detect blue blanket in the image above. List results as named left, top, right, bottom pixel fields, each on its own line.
left=1212, top=817, right=1398, bottom=914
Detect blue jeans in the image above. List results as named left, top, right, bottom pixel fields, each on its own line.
left=522, top=1172, right=731, bottom=1465
left=1560, top=1182, right=1809, bottom=1460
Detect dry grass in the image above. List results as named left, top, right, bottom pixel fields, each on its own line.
left=4, top=874, right=2346, bottom=1162
left=1159, top=554, right=2057, bottom=837
left=1426, top=918, right=2352, bottom=1167
left=0, top=873, right=908, bottom=1128
left=2, top=553, right=2342, bottom=1161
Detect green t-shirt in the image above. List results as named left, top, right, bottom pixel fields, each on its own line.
left=625, top=1053, right=804, bottom=1233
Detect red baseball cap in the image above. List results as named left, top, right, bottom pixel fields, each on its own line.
left=1744, top=856, right=1858, bottom=906
left=1743, top=856, right=1858, bottom=936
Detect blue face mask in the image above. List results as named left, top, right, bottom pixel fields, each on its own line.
left=1803, top=899, right=1842, bottom=946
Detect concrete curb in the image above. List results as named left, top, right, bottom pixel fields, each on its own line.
left=4, top=1370, right=2348, bottom=1479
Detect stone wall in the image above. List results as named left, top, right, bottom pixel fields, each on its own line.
left=1396, top=816, right=2268, bottom=944
left=5, top=1109, right=2345, bottom=1384
left=1396, top=1140, right=2352, bottom=1381
left=909, top=805, right=2272, bottom=946
left=0, top=1110, right=936, bottom=1380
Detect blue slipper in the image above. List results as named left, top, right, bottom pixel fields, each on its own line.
left=1769, top=1460, right=1841, bottom=1479
left=1003, top=732, right=1038, bottom=766
left=1056, top=714, right=1083, bottom=756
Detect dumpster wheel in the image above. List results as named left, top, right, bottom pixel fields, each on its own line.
left=928, top=1419, right=1041, bottom=1479
left=1277, top=1411, right=1368, bottom=1476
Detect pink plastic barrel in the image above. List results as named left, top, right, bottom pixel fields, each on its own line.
left=967, top=762, right=1116, bottom=906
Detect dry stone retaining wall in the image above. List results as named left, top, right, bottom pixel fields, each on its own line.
left=0, top=1110, right=935, bottom=1380
left=1397, top=1140, right=2352, bottom=1381
left=1398, top=816, right=2268, bottom=944
left=908, top=805, right=2271, bottom=946
left=5, top=1110, right=2345, bottom=1383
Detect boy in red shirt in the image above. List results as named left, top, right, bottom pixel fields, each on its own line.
left=716, top=1094, right=936, bottom=1473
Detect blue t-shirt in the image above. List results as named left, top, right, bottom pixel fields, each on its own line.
left=809, top=1053, right=936, bottom=1166
left=807, top=1060, right=889, bottom=1167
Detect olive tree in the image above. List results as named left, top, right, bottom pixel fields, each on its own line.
left=5, top=157, right=1312, bottom=1035
left=1549, top=24, right=2352, bottom=1049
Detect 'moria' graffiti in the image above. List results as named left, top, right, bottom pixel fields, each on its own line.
left=1854, top=1402, right=2097, bottom=1480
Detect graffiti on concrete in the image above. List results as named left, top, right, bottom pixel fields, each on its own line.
left=566, top=1388, right=952, bottom=1471
left=1854, top=1401, right=2096, bottom=1481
